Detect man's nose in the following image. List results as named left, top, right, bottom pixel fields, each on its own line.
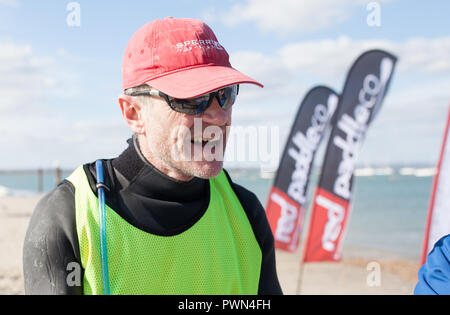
left=201, top=97, right=231, bottom=126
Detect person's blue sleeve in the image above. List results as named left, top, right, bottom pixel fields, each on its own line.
left=414, top=234, right=450, bottom=295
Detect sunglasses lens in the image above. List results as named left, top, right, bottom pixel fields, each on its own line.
left=170, top=85, right=238, bottom=114
left=218, top=85, right=238, bottom=109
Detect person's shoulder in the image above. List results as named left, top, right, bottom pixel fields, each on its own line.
left=23, top=180, right=82, bottom=295
left=24, top=180, right=77, bottom=263
left=415, top=234, right=450, bottom=295
left=30, top=180, right=76, bottom=228
left=426, top=235, right=450, bottom=267
left=36, top=180, right=75, bottom=210
left=433, top=234, right=450, bottom=249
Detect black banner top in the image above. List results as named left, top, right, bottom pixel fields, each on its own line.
left=273, top=86, right=339, bottom=205
left=319, top=50, right=398, bottom=201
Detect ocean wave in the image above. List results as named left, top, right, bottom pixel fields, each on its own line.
left=353, top=167, right=437, bottom=177
left=354, top=167, right=394, bottom=177
left=399, top=167, right=437, bottom=177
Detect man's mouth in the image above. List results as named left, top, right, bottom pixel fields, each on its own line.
left=190, top=134, right=222, bottom=147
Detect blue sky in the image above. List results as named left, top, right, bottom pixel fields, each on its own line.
left=1, top=0, right=449, bottom=169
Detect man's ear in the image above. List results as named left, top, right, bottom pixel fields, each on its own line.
left=118, top=95, right=145, bottom=135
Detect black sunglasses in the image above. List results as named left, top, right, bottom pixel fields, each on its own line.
left=127, top=85, right=239, bottom=115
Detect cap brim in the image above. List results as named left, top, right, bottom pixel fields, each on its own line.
left=144, top=66, right=263, bottom=99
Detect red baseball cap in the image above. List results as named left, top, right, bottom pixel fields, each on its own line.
left=122, top=17, right=263, bottom=99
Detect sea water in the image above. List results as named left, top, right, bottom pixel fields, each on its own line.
left=228, top=168, right=432, bottom=262
left=0, top=168, right=433, bottom=262
left=0, top=171, right=73, bottom=195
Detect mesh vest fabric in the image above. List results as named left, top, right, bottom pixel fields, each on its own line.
left=67, top=166, right=262, bottom=295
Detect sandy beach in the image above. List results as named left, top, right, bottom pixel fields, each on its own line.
left=0, top=194, right=419, bottom=295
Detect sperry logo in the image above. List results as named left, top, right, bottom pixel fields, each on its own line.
left=176, top=39, right=224, bottom=52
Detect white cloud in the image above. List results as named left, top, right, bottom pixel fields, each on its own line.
left=0, top=40, right=85, bottom=115
left=0, top=42, right=57, bottom=113
left=0, top=40, right=126, bottom=169
left=230, top=36, right=450, bottom=93
left=218, top=0, right=389, bottom=36
left=395, top=37, right=450, bottom=73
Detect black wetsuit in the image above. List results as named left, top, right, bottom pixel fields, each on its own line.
left=22, top=136, right=282, bottom=295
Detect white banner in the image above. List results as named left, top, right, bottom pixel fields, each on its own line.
left=422, top=106, right=450, bottom=263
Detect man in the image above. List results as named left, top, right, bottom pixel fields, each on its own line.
left=415, top=234, right=450, bottom=295
left=23, top=17, right=282, bottom=295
